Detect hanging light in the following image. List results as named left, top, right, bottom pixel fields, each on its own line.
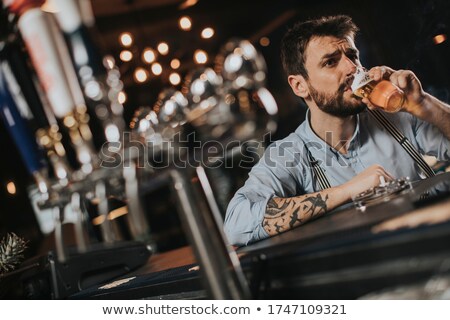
left=201, top=27, right=214, bottom=39
left=179, top=0, right=198, bottom=9
left=134, top=68, right=148, bottom=83
left=194, top=50, right=208, bottom=64
left=151, top=62, right=163, bottom=76
left=170, top=58, right=181, bottom=70
left=119, top=50, right=133, bottom=62
left=179, top=16, right=192, bottom=31
left=157, top=42, right=169, bottom=55
left=6, top=181, right=16, bottom=195
left=119, top=32, right=133, bottom=47
left=169, top=72, right=181, bottom=85
left=142, top=48, right=157, bottom=64
left=259, top=37, right=270, bottom=47
left=433, top=34, right=447, bottom=45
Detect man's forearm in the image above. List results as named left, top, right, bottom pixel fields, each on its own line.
left=262, top=186, right=349, bottom=236
left=411, top=93, right=450, bottom=140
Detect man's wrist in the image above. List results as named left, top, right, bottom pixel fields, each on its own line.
left=332, top=185, right=352, bottom=204
left=404, top=92, right=433, bottom=120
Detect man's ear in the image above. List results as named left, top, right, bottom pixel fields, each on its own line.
left=288, top=74, right=309, bottom=98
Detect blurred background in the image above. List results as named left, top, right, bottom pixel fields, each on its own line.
left=1, top=0, right=449, bottom=255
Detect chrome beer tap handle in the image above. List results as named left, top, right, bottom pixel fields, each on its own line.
left=70, top=192, right=88, bottom=253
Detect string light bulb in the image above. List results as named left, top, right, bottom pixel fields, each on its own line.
left=134, top=68, right=148, bottom=83
left=142, top=48, right=157, bottom=64
left=6, top=181, right=16, bottom=195
left=119, top=32, right=133, bottom=47
left=259, top=37, right=270, bottom=47
left=157, top=42, right=169, bottom=55
left=201, top=27, right=214, bottom=39
left=194, top=50, right=208, bottom=64
left=179, top=16, right=192, bottom=31
left=120, top=50, right=133, bottom=62
left=179, top=0, right=198, bottom=9
left=169, top=72, right=181, bottom=85
left=433, top=34, right=447, bottom=45
left=151, top=63, right=163, bottom=76
left=170, top=59, right=181, bottom=69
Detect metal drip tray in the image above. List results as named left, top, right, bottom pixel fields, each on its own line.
left=353, top=178, right=412, bottom=210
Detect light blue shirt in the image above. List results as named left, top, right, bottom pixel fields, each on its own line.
left=224, top=109, right=450, bottom=246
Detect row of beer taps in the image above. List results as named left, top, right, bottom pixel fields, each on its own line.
left=0, top=0, right=278, bottom=298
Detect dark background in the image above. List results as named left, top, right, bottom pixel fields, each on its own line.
left=0, top=0, right=449, bottom=254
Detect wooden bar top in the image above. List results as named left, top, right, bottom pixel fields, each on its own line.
left=132, top=245, right=197, bottom=276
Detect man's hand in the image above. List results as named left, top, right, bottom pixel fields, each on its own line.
left=363, top=66, right=426, bottom=115
left=338, top=164, right=395, bottom=200
left=364, top=66, right=450, bottom=140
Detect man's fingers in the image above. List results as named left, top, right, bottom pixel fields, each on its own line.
left=374, top=166, right=395, bottom=182
left=390, top=70, right=416, bottom=90
left=384, top=171, right=395, bottom=181
left=362, top=97, right=381, bottom=110
left=379, top=169, right=395, bottom=181
left=368, top=66, right=394, bottom=82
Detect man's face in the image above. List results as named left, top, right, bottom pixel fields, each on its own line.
left=303, top=35, right=365, bottom=117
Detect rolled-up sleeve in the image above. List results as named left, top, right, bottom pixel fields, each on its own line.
left=413, top=117, right=450, bottom=161
left=224, top=140, right=304, bottom=246
left=224, top=187, right=272, bottom=246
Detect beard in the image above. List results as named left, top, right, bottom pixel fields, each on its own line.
left=308, top=81, right=366, bottom=117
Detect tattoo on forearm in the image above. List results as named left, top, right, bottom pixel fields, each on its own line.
left=263, top=193, right=329, bottom=235
left=300, top=193, right=329, bottom=217
left=289, top=206, right=301, bottom=228
left=266, top=198, right=289, bottom=216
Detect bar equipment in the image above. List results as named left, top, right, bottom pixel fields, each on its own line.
left=6, top=0, right=98, bottom=175
left=53, top=0, right=152, bottom=246
left=1, top=1, right=279, bottom=300
left=0, top=8, right=72, bottom=189
left=170, top=39, right=278, bottom=299
left=2, top=0, right=152, bottom=263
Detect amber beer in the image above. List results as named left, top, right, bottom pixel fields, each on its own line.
left=351, top=67, right=405, bottom=112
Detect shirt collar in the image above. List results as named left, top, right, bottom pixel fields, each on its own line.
left=295, top=109, right=362, bottom=154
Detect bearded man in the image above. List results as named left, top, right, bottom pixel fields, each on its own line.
left=224, top=15, right=450, bottom=246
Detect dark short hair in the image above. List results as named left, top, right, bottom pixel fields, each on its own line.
left=281, top=15, right=359, bottom=79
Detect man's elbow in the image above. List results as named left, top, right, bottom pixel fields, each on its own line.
left=223, top=213, right=250, bottom=247
left=224, top=193, right=271, bottom=246
left=223, top=225, right=248, bottom=247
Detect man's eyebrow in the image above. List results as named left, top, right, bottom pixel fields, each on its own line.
left=318, top=49, right=340, bottom=65
left=318, top=47, right=360, bottom=65
left=346, top=47, right=360, bottom=56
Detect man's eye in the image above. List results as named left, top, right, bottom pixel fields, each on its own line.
left=324, top=59, right=337, bottom=67
left=349, top=55, right=358, bottom=61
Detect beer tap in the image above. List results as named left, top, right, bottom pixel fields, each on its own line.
left=0, top=68, right=50, bottom=193
left=0, top=7, right=71, bottom=190
left=53, top=0, right=154, bottom=245
left=5, top=0, right=98, bottom=176
left=3, top=0, right=105, bottom=260
left=53, top=0, right=125, bottom=145
left=131, top=84, right=249, bottom=298
left=176, top=68, right=250, bottom=299
left=126, top=89, right=191, bottom=248
left=176, top=39, right=279, bottom=299
left=212, top=38, right=277, bottom=145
